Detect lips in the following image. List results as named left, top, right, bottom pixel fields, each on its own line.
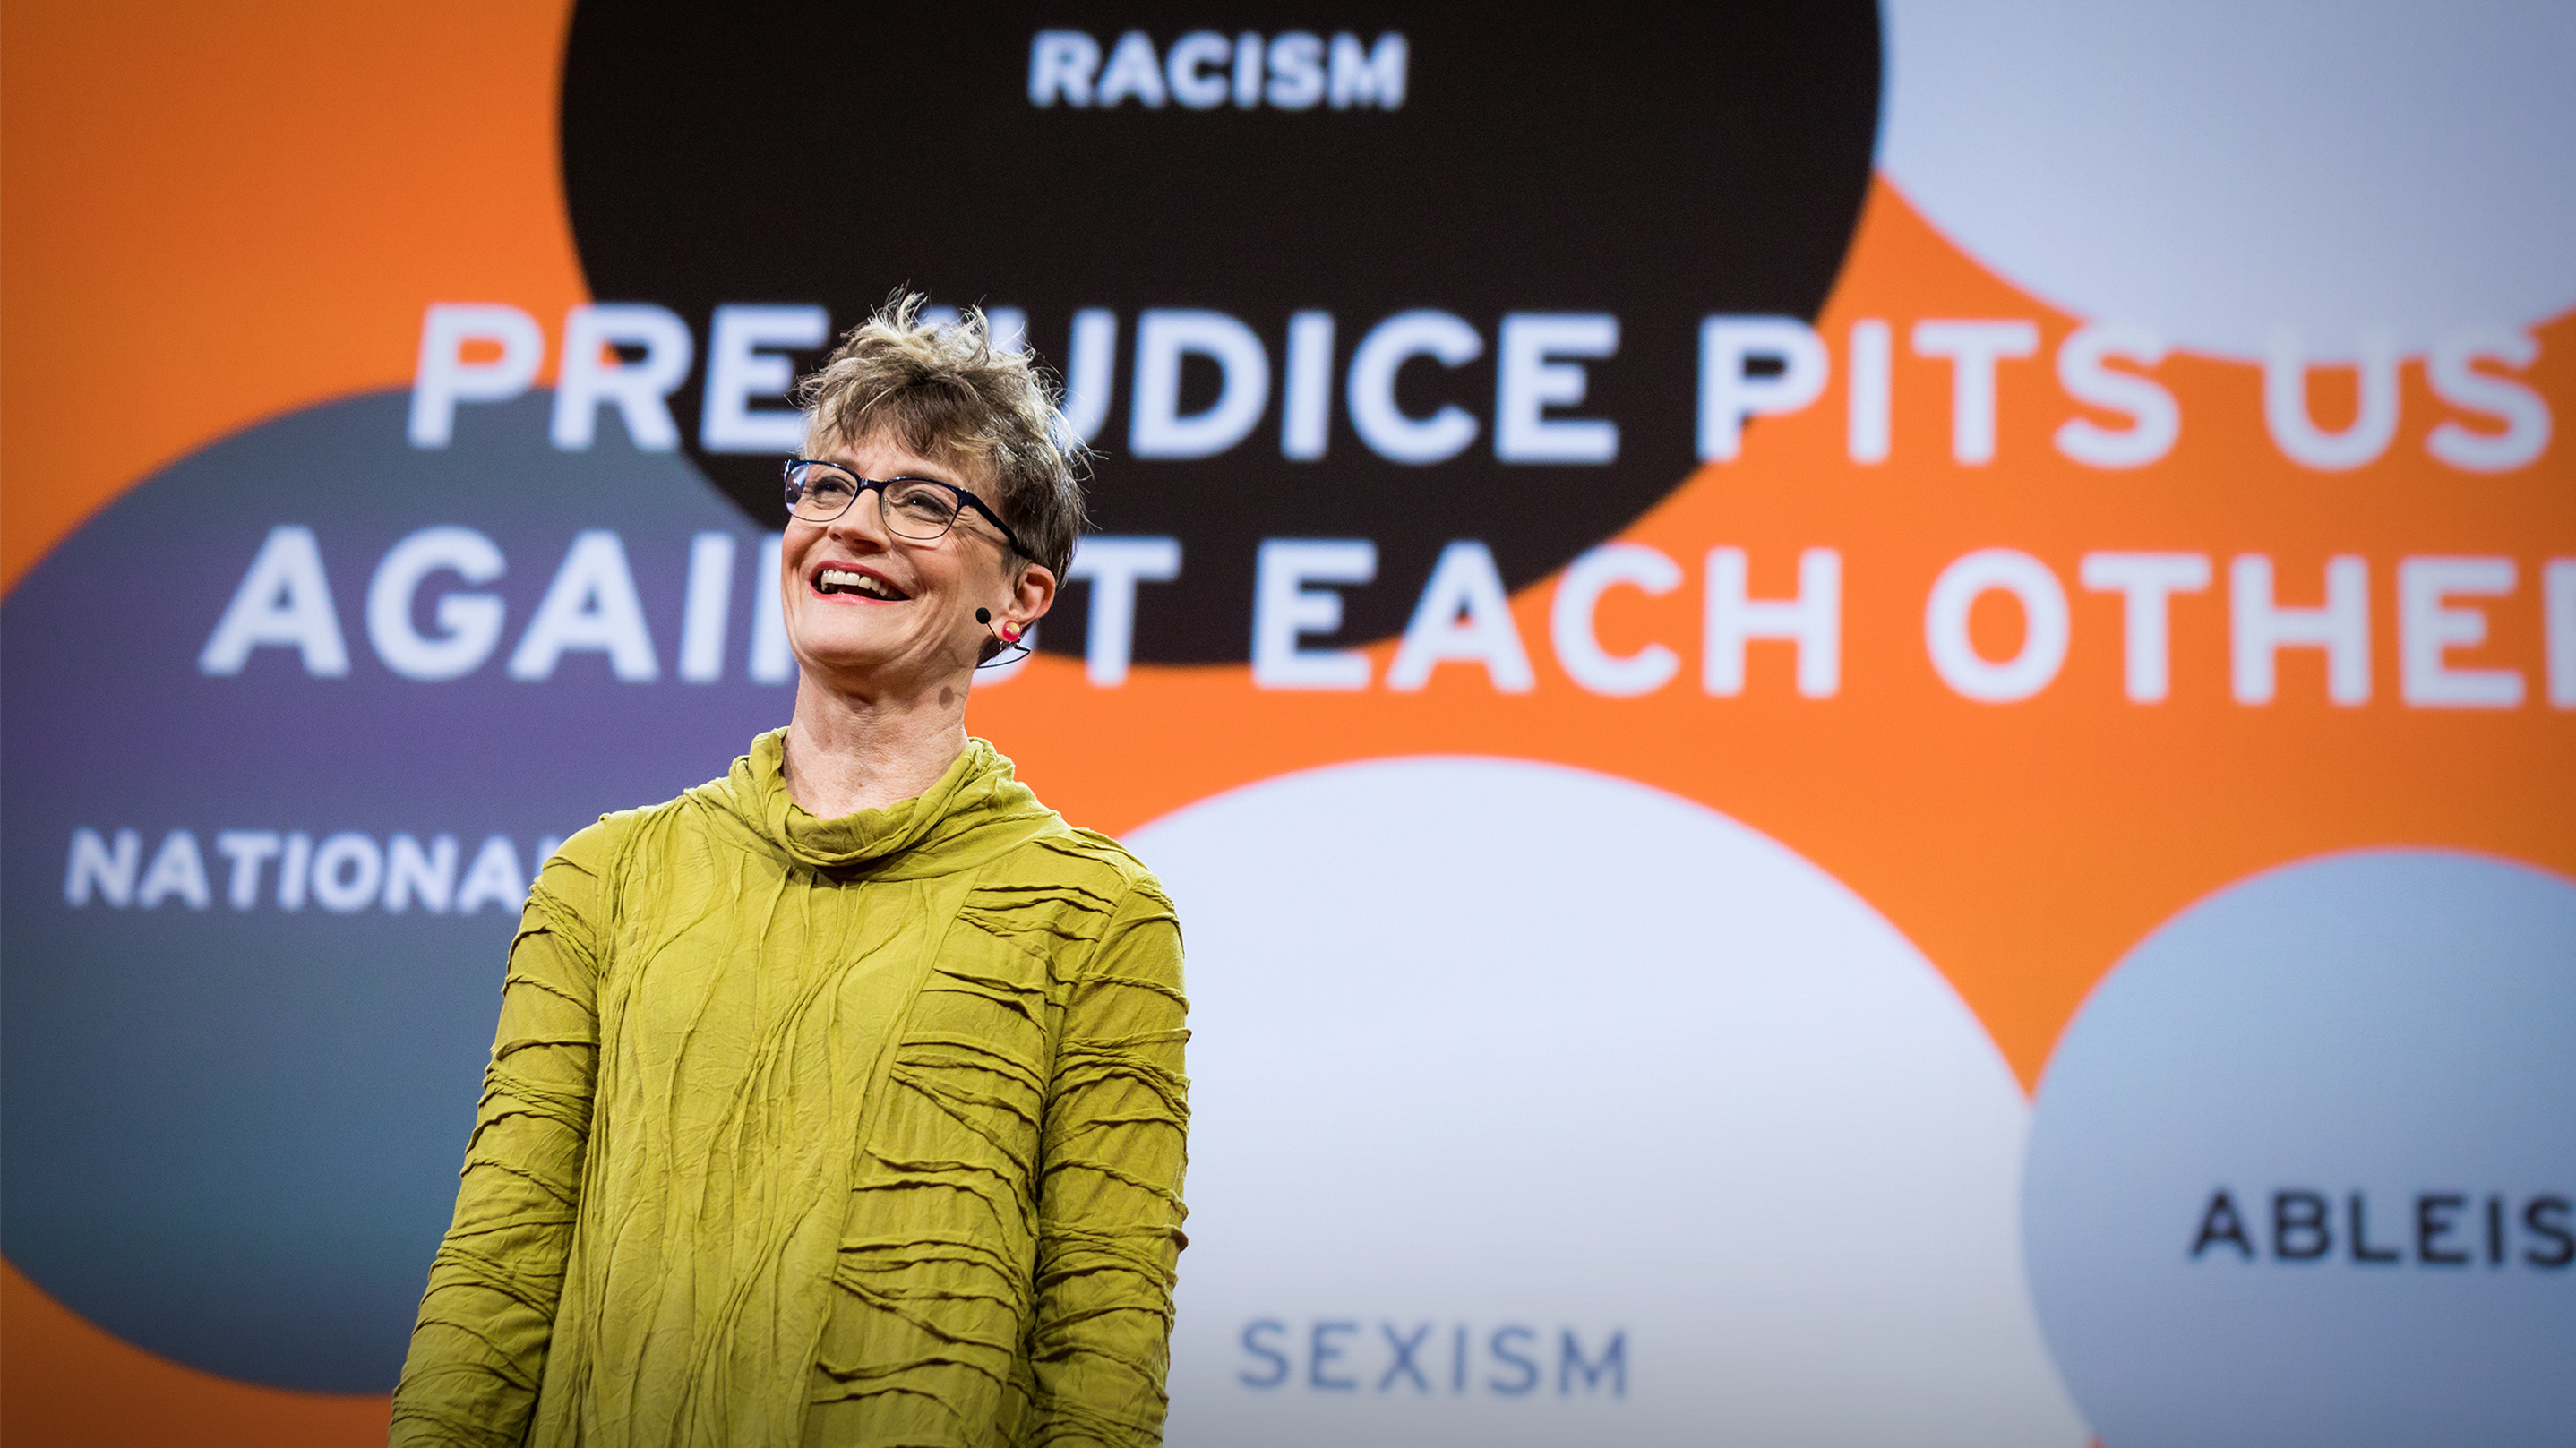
left=811, top=563, right=909, bottom=601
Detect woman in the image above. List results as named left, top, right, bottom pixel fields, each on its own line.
left=391, top=298, right=1189, bottom=1447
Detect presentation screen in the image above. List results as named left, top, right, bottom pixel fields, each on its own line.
left=4, top=4, right=2569, bottom=1444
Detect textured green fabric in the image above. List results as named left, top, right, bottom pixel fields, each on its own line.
left=391, top=732, right=1189, bottom=1447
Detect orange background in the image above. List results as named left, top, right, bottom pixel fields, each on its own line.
left=4, top=4, right=2568, bottom=1443
left=3, top=4, right=580, bottom=1441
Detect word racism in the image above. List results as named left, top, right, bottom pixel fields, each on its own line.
left=1237, top=1319, right=1627, bottom=1399
left=1026, top=29, right=1407, bottom=113
left=199, top=521, right=2576, bottom=708
left=409, top=304, right=2555, bottom=476
left=2189, top=1188, right=2574, bottom=1269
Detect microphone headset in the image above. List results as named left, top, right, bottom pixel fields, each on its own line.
left=974, top=608, right=1030, bottom=669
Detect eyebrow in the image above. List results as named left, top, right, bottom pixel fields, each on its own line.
left=835, top=456, right=965, bottom=489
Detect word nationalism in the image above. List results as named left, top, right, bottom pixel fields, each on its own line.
left=1237, top=1319, right=1627, bottom=1399
left=408, top=304, right=2555, bottom=476
left=199, top=522, right=2576, bottom=708
left=62, top=827, right=564, bottom=916
left=2189, top=1188, right=2574, bottom=1269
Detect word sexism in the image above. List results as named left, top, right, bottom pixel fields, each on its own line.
left=199, top=522, right=2576, bottom=707
left=1237, top=1319, right=1627, bottom=1399
left=408, top=304, right=2554, bottom=476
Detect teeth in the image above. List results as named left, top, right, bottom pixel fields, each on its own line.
left=818, top=568, right=898, bottom=599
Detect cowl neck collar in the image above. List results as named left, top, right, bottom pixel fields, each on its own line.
left=710, top=728, right=1058, bottom=880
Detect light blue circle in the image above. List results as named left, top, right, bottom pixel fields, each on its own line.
left=0, top=391, right=786, bottom=1391
left=2023, top=849, right=2576, bottom=1448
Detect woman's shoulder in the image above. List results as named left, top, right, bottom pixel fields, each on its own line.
left=1019, top=818, right=1163, bottom=886
left=544, top=783, right=714, bottom=864
left=1002, top=819, right=1171, bottom=906
left=531, top=774, right=740, bottom=906
left=967, top=825, right=1181, bottom=986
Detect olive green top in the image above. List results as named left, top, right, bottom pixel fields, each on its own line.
left=391, top=732, right=1189, bottom=1447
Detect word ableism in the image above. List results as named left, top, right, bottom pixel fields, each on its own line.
left=2189, top=1187, right=2573, bottom=1270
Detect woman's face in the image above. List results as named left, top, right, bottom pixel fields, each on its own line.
left=779, top=432, right=1052, bottom=696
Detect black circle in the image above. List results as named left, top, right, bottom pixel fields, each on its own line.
left=562, top=3, right=1880, bottom=664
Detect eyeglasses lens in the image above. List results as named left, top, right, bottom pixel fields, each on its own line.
left=784, top=465, right=858, bottom=522
left=879, top=480, right=962, bottom=541
left=783, top=465, right=962, bottom=542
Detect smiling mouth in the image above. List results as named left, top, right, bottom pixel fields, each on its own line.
left=813, top=567, right=908, bottom=601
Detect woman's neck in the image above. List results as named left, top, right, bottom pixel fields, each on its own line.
left=781, top=672, right=970, bottom=819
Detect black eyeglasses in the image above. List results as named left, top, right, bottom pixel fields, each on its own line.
left=782, top=459, right=1028, bottom=558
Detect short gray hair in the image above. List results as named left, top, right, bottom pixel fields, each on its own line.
left=796, top=293, right=1089, bottom=578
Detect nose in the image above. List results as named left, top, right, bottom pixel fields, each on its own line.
left=824, top=484, right=893, bottom=548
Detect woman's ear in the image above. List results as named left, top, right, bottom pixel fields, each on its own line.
left=1010, top=561, right=1059, bottom=629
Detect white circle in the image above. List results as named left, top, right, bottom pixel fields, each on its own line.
left=2023, top=850, right=2576, bottom=1447
left=1880, top=1, right=2576, bottom=359
left=1129, top=757, right=2087, bottom=1447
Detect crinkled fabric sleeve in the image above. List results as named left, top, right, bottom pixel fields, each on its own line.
left=389, top=835, right=609, bottom=1447
left=1029, top=877, right=1190, bottom=1446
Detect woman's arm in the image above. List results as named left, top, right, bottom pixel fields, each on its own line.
left=388, top=836, right=608, bottom=1447
left=1028, top=877, right=1191, bottom=1446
